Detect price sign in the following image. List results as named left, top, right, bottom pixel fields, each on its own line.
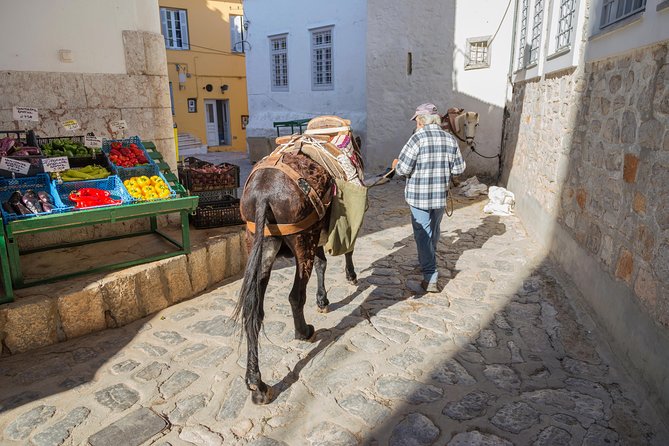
left=12, top=106, right=39, bottom=122
left=62, top=119, right=80, bottom=131
left=84, top=135, right=103, bottom=148
left=0, top=157, right=31, bottom=175
left=42, top=156, right=70, bottom=173
left=110, top=120, right=128, bottom=132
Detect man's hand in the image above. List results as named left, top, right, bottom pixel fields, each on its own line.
left=392, top=158, right=399, bottom=169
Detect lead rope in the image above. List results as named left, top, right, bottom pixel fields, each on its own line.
left=446, top=193, right=454, bottom=217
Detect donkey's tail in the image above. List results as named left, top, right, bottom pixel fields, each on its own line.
left=233, top=200, right=268, bottom=338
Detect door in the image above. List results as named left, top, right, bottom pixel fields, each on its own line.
left=204, top=100, right=219, bottom=146
left=217, top=99, right=231, bottom=146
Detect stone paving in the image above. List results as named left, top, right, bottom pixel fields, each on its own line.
left=0, top=180, right=667, bottom=445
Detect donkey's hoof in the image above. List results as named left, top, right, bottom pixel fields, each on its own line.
left=317, top=305, right=329, bottom=314
left=296, top=324, right=316, bottom=341
left=250, top=386, right=273, bottom=405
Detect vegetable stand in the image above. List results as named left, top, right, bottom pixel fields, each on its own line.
left=0, top=141, right=198, bottom=302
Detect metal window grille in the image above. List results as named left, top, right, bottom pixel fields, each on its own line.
left=311, top=28, right=333, bottom=90
left=518, top=0, right=529, bottom=68
left=556, top=0, right=575, bottom=50
left=270, top=36, right=288, bottom=91
left=600, top=0, right=646, bottom=28
left=529, top=0, right=544, bottom=65
left=160, top=8, right=189, bottom=50
left=466, top=39, right=490, bottom=69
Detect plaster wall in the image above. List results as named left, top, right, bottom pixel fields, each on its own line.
left=244, top=0, right=366, bottom=147
left=365, top=0, right=509, bottom=173
left=587, top=0, right=669, bottom=62
left=0, top=0, right=160, bottom=74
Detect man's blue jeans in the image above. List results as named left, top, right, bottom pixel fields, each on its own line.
left=410, top=206, right=444, bottom=284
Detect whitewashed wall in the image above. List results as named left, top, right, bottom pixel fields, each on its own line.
left=586, top=0, right=669, bottom=62
left=244, top=0, right=367, bottom=141
left=0, top=0, right=160, bottom=74
left=365, top=0, right=513, bottom=173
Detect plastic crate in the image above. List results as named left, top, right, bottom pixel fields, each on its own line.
left=53, top=175, right=132, bottom=209
left=101, top=136, right=156, bottom=175
left=178, top=157, right=240, bottom=192
left=0, top=174, right=69, bottom=222
left=117, top=167, right=177, bottom=203
left=0, top=130, right=45, bottom=178
left=192, top=187, right=238, bottom=204
left=191, top=196, right=243, bottom=229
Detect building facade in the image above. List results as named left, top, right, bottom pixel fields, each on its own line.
left=158, top=0, right=249, bottom=153
left=0, top=0, right=176, bottom=168
left=502, top=0, right=669, bottom=416
left=244, top=1, right=514, bottom=173
left=244, top=0, right=367, bottom=162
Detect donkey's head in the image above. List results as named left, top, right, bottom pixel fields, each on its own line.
left=462, top=111, right=479, bottom=146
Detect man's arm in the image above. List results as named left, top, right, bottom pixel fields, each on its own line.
left=449, top=137, right=466, bottom=176
left=395, top=134, right=420, bottom=177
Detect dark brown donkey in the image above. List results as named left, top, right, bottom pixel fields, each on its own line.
left=235, top=144, right=360, bottom=405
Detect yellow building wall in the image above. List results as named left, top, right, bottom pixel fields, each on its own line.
left=159, top=0, right=248, bottom=152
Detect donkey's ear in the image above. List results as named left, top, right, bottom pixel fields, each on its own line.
left=475, top=113, right=479, bottom=119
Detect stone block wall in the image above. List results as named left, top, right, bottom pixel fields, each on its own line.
left=503, top=40, right=669, bottom=415
left=0, top=31, right=176, bottom=170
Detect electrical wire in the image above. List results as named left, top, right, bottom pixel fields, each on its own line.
left=163, top=38, right=245, bottom=56
left=488, top=0, right=514, bottom=46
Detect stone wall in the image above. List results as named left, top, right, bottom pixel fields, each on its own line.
left=0, top=31, right=176, bottom=170
left=503, top=40, right=669, bottom=415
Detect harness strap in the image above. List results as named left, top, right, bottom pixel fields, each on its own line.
left=246, top=208, right=321, bottom=236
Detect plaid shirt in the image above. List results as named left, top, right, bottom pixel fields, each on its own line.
left=396, top=124, right=466, bottom=209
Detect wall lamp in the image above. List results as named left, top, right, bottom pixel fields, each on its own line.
left=221, top=85, right=229, bottom=93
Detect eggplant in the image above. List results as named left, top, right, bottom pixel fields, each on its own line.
left=8, top=191, right=22, bottom=205
left=37, top=190, right=54, bottom=204
left=22, top=190, right=42, bottom=214
left=12, top=202, right=32, bottom=215
left=41, top=202, right=54, bottom=212
left=2, top=201, right=14, bottom=214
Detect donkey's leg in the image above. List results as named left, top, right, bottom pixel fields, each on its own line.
left=344, top=250, right=357, bottom=285
left=314, top=246, right=329, bottom=313
left=245, top=237, right=281, bottom=405
left=286, top=234, right=317, bottom=341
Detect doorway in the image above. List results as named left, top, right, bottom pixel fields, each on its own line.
left=204, top=99, right=230, bottom=146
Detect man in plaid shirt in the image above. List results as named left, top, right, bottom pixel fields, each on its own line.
left=392, top=103, right=466, bottom=293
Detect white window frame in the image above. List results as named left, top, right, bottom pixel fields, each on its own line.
left=465, top=36, right=491, bottom=70
left=544, top=0, right=587, bottom=74
left=269, top=34, right=288, bottom=92
left=599, top=0, right=646, bottom=29
left=160, top=7, right=189, bottom=50
left=517, top=0, right=530, bottom=69
left=310, top=26, right=334, bottom=91
left=555, top=0, right=576, bottom=52
left=230, top=15, right=245, bottom=53
left=528, top=0, right=545, bottom=66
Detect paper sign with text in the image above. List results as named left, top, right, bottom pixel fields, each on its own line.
left=61, top=119, right=80, bottom=131
left=84, top=135, right=103, bottom=148
left=110, top=120, right=128, bottom=132
left=12, top=106, right=39, bottom=122
left=42, top=157, right=70, bottom=173
left=0, top=157, right=31, bottom=175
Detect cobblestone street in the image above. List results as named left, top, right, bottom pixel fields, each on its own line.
left=0, top=181, right=666, bottom=445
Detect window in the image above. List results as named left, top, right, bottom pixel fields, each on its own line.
left=555, top=0, right=576, bottom=50
left=311, top=27, right=333, bottom=90
left=518, top=0, right=529, bottom=68
left=465, top=37, right=491, bottom=70
left=270, top=35, right=288, bottom=91
left=230, top=15, right=245, bottom=53
left=160, top=8, right=189, bottom=50
left=529, top=0, right=544, bottom=65
left=600, top=0, right=646, bottom=28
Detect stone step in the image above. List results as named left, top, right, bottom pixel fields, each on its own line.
left=0, top=227, right=247, bottom=355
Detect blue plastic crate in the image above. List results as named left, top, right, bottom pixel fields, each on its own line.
left=0, top=174, right=69, bottom=222
left=101, top=136, right=155, bottom=175
left=53, top=175, right=132, bottom=209
left=119, top=168, right=177, bottom=203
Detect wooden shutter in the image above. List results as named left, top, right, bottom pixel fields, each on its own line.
left=179, top=9, right=189, bottom=49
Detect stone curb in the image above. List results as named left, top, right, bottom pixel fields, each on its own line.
left=0, top=230, right=246, bottom=355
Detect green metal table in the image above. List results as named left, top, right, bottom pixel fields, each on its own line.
left=0, top=142, right=198, bottom=303
left=273, top=118, right=310, bottom=137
